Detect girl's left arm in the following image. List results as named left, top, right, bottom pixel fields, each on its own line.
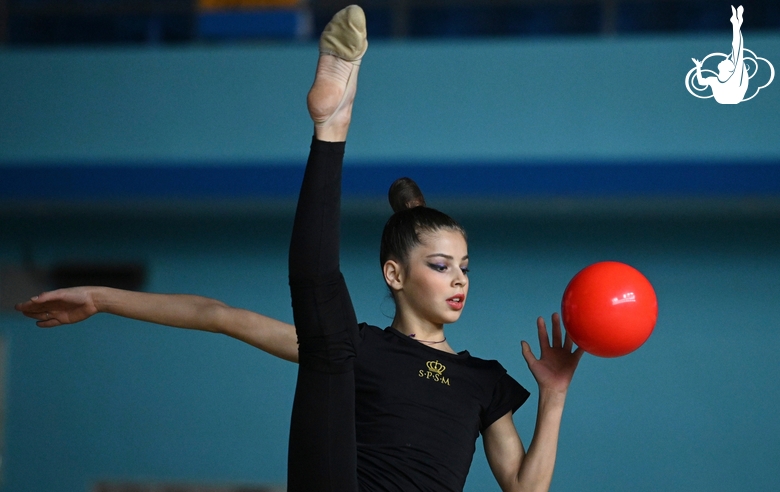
left=483, top=313, right=583, bottom=492
left=483, top=392, right=566, bottom=492
left=483, top=412, right=527, bottom=491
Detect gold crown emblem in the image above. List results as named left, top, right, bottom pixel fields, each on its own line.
left=426, top=360, right=445, bottom=375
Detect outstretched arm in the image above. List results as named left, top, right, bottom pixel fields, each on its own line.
left=15, top=287, right=299, bottom=362
left=483, top=313, right=584, bottom=492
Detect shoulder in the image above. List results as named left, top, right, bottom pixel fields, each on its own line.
left=358, top=322, right=385, bottom=339
left=455, top=354, right=530, bottom=415
left=358, top=322, right=381, bottom=332
left=458, top=352, right=508, bottom=376
left=357, top=323, right=396, bottom=347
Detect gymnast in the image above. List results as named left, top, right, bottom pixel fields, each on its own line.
left=17, top=6, right=583, bottom=491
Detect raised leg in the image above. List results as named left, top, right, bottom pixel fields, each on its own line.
left=286, top=5, right=367, bottom=492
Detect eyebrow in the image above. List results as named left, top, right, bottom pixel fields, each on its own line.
left=426, top=254, right=469, bottom=261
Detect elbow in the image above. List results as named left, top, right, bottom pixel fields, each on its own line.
left=204, top=300, right=231, bottom=334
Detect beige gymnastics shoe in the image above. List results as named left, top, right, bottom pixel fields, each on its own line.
left=308, top=5, right=368, bottom=132
left=319, top=5, right=368, bottom=63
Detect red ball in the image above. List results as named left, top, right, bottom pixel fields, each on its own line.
left=561, top=261, right=657, bottom=358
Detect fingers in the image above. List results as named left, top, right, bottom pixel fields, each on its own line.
left=537, top=313, right=563, bottom=348
left=536, top=316, right=549, bottom=350
left=15, top=292, right=64, bottom=328
left=27, top=307, right=51, bottom=320
left=563, top=326, right=574, bottom=352
left=22, top=310, right=60, bottom=328
left=15, top=294, right=51, bottom=314
left=24, top=308, right=51, bottom=322
left=551, top=312, right=563, bottom=347
left=536, top=313, right=580, bottom=354
left=559, top=315, right=582, bottom=355
left=573, top=347, right=586, bottom=364
left=37, top=318, right=62, bottom=328
left=521, top=340, right=537, bottom=366
left=15, top=291, right=47, bottom=307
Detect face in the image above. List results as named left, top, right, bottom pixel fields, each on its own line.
left=386, top=229, right=470, bottom=326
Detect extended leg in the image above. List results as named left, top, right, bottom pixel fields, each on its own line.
left=286, top=6, right=367, bottom=492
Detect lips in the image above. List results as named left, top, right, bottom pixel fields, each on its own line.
left=447, top=294, right=466, bottom=310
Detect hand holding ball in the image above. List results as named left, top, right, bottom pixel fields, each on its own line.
left=561, top=261, right=657, bottom=357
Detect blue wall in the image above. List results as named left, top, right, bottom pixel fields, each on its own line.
left=2, top=33, right=780, bottom=492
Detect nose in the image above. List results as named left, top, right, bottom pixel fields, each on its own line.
left=453, top=269, right=467, bottom=287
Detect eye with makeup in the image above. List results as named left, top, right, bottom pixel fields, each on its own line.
left=426, top=262, right=470, bottom=275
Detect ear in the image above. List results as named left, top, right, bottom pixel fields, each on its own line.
left=383, top=259, right=404, bottom=292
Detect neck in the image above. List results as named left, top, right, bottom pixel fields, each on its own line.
left=391, top=316, right=444, bottom=341
left=408, top=333, right=447, bottom=344
left=391, top=316, right=457, bottom=353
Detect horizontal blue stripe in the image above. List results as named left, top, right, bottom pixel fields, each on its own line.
left=197, top=11, right=305, bottom=39
left=1, top=162, right=779, bottom=200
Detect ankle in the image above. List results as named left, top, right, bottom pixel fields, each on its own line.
left=314, top=120, right=350, bottom=142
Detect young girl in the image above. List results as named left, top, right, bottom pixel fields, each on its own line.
left=17, top=6, right=583, bottom=491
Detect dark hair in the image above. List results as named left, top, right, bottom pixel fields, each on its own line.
left=380, top=177, right=466, bottom=267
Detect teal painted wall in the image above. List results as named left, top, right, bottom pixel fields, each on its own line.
left=1, top=34, right=779, bottom=165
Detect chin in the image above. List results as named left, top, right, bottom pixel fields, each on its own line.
left=443, top=312, right=464, bottom=324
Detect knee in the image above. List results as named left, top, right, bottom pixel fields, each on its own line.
left=298, top=330, right=356, bottom=373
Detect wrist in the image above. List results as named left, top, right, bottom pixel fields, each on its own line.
left=538, top=386, right=568, bottom=408
left=90, top=286, right=112, bottom=313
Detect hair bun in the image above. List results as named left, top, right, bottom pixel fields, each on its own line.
left=388, top=177, right=426, bottom=213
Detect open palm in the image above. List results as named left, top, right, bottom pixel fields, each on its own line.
left=521, top=313, right=584, bottom=394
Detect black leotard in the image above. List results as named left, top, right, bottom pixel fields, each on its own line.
left=355, top=324, right=529, bottom=491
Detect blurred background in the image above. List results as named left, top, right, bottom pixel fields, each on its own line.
left=1, top=0, right=779, bottom=491
left=1, top=0, right=780, bottom=43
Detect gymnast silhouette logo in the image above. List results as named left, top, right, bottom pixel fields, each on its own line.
left=685, top=5, right=774, bottom=104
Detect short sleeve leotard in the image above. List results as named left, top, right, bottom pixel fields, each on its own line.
left=355, top=324, right=530, bottom=491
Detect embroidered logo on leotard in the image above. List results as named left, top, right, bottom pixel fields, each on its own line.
left=418, top=360, right=450, bottom=386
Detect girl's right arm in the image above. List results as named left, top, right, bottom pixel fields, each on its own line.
left=15, top=287, right=299, bottom=363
